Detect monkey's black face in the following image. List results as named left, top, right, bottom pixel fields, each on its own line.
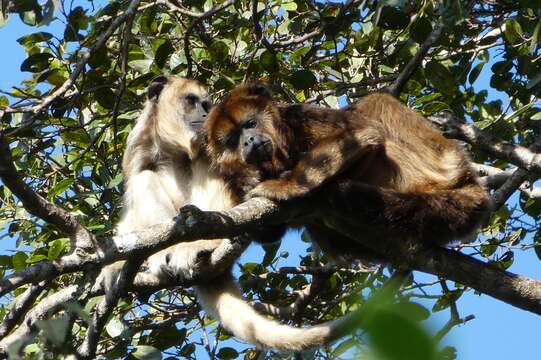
left=183, top=93, right=213, bottom=131
left=240, top=127, right=273, bottom=165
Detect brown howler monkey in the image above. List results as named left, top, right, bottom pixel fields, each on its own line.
left=205, top=83, right=491, bottom=255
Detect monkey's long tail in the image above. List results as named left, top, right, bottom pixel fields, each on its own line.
left=328, top=181, right=492, bottom=245
left=194, top=275, right=361, bottom=351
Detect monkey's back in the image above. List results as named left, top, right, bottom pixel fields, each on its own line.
left=350, top=93, right=476, bottom=193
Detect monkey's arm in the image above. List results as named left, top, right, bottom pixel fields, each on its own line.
left=247, top=127, right=383, bottom=201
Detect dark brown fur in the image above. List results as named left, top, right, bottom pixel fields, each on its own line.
left=205, top=84, right=491, bottom=249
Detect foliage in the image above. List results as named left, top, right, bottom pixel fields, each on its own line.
left=0, top=0, right=540, bottom=359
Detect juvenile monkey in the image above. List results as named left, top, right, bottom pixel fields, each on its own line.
left=205, top=83, right=491, bottom=256
left=105, top=76, right=356, bottom=352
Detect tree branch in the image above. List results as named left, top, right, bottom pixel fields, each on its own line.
left=429, top=114, right=541, bottom=174
left=0, top=138, right=93, bottom=249
left=0, top=282, right=47, bottom=340
left=2, top=194, right=541, bottom=316
left=387, top=23, right=444, bottom=96
left=1, top=0, right=142, bottom=137
left=0, top=285, right=84, bottom=353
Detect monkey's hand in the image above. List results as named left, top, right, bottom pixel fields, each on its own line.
left=247, top=177, right=309, bottom=201
left=150, top=240, right=222, bottom=282
left=94, top=261, right=125, bottom=298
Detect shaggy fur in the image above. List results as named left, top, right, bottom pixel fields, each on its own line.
left=101, top=77, right=355, bottom=352
left=205, top=83, right=491, bottom=251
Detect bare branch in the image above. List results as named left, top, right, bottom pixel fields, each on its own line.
left=79, top=260, right=141, bottom=359
left=0, top=282, right=47, bottom=339
left=0, top=285, right=84, bottom=353
left=387, top=23, right=444, bottom=96
left=492, top=168, right=530, bottom=209
left=429, top=114, right=541, bottom=174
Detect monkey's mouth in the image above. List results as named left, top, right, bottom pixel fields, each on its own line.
left=245, top=140, right=273, bottom=165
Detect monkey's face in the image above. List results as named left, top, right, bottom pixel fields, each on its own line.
left=206, top=83, right=285, bottom=175
left=147, top=76, right=213, bottom=153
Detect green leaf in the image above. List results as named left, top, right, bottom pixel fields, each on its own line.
left=480, top=239, right=498, bottom=257
left=37, top=68, right=67, bottom=86
left=155, top=40, right=174, bottom=69
left=180, top=343, right=195, bottom=357
left=95, top=88, right=116, bottom=109
left=468, top=63, right=484, bottom=84
left=209, top=41, right=229, bottom=61
left=262, top=242, right=280, bottom=266
left=217, top=347, right=239, bottom=359
left=425, top=61, right=456, bottom=94
left=48, top=238, right=69, bottom=260
left=394, top=301, right=430, bottom=321
left=106, top=318, right=128, bottom=338
left=20, top=9, right=42, bottom=26
left=129, top=59, right=153, bottom=74
left=17, top=32, right=53, bottom=46
left=432, top=290, right=463, bottom=312
left=282, top=2, right=297, bottom=11
left=363, top=305, right=437, bottom=360
left=260, top=50, right=279, bottom=73
left=504, top=19, right=523, bottom=44
left=531, top=112, right=541, bottom=121
left=132, top=345, right=162, bottom=360
left=530, top=18, right=541, bottom=54
left=526, top=72, right=541, bottom=90
left=26, top=254, right=47, bottom=263
left=12, top=252, right=28, bottom=270
left=148, top=327, right=186, bottom=350
left=534, top=231, right=541, bottom=261
left=169, top=52, right=187, bottom=70
left=410, top=17, right=432, bottom=43
left=290, top=69, right=317, bottom=90
left=20, top=53, right=53, bottom=73
left=36, top=315, right=70, bottom=345
left=332, top=338, right=357, bottom=357
left=49, top=178, right=73, bottom=198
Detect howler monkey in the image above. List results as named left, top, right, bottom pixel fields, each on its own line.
left=205, top=83, right=491, bottom=255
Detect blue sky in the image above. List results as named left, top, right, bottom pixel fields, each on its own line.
left=1, top=4, right=540, bottom=360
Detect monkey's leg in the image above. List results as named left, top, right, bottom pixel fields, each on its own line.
left=247, top=127, right=383, bottom=201
left=305, top=223, right=388, bottom=264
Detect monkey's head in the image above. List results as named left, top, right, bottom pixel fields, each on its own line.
left=205, top=83, right=290, bottom=184
left=147, top=76, right=213, bottom=157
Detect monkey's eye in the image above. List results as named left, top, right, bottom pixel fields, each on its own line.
left=202, top=100, right=212, bottom=113
left=185, top=94, right=199, bottom=105
left=224, top=133, right=238, bottom=149
left=243, top=118, right=257, bottom=129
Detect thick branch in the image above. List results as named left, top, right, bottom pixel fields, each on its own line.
left=329, top=217, right=541, bottom=316
left=429, top=114, right=541, bottom=174
left=0, top=138, right=93, bottom=247
left=2, top=194, right=541, bottom=316
left=0, top=203, right=271, bottom=297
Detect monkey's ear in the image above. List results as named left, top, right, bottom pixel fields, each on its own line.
left=148, top=76, right=168, bottom=100
left=247, top=83, right=272, bottom=98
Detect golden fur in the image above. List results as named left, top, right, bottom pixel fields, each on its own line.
left=205, top=83, right=491, bottom=252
